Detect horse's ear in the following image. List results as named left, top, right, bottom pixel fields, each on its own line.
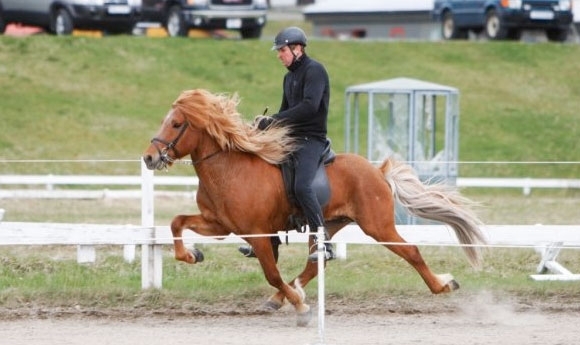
left=172, top=89, right=212, bottom=129
left=379, top=158, right=393, bottom=174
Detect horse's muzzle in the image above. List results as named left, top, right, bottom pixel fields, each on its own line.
left=142, top=153, right=167, bottom=171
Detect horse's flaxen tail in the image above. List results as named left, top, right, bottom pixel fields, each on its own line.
left=381, top=157, right=487, bottom=269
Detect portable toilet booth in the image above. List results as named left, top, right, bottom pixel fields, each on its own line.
left=344, top=77, right=460, bottom=224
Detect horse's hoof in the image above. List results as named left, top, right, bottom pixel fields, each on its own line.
left=191, top=248, right=204, bottom=263
left=296, top=308, right=312, bottom=327
left=262, top=300, right=283, bottom=312
left=436, top=273, right=459, bottom=293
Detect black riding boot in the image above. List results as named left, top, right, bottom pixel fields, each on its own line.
left=238, top=236, right=281, bottom=263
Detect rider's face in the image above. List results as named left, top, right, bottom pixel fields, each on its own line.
left=276, top=45, right=301, bottom=67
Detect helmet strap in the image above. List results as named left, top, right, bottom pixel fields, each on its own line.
left=290, top=45, right=301, bottom=64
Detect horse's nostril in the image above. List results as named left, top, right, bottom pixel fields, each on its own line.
left=143, top=154, right=156, bottom=169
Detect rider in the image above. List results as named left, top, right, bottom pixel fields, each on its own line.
left=238, top=26, right=335, bottom=262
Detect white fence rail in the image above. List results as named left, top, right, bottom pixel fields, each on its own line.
left=458, top=177, right=580, bottom=195
left=0, top=174, right=199, bottom=199
left=1, top=221, right=580, bottom=286
left=2, top=174, right=580, bottom=198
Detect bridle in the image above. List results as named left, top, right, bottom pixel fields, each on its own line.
left=150, top=122, right=189, bottom=165
left=150, top=121, right=222, bottom=167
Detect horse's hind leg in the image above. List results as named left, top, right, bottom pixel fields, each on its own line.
left=370, top=221, right=459, bottom=294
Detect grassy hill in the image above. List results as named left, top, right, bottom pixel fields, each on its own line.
left=1, top=34, right=579, bottom=177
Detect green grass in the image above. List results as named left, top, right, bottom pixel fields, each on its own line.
left=1, top=35, right=580, bottom=177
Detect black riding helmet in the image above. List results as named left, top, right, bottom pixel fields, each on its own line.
left=271, top=26, right=307, bottom=51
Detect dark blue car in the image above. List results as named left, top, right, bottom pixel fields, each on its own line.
left=433, top=0, right=573, bottom=41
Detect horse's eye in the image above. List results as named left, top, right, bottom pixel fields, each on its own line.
left=172, top=122, right=182, bottom=129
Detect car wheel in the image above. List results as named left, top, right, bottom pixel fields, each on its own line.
left=240, top=26, right=262, bottom=39
left=166, top=6, right=187, bottom=37
left=441, top=11, right=467, bottom=40
left=546, top=28, right=568, bottom=42
left=485, top=9, right=507, bottom=40
left=51, top=8, right=74, bottom=35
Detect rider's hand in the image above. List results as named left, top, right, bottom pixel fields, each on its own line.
left=254, top=115, right=274, bottom=130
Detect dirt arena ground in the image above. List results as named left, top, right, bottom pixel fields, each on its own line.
left=1, top=291, right=578, bottom=345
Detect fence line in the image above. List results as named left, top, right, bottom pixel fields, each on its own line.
left=3, top=222, right=580, bottom=248
left=1, top=161, right=579, bottom=290
left=2, top=174, right=580, bottom=198
left=1, top=221, right=579, bottom=281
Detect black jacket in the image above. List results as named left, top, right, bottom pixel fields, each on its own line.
left=272, top=54, right=330, bottom=140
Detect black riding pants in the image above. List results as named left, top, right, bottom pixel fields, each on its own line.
left=292, top=136, right=326, bottom=231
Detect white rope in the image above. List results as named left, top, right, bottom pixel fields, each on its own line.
left=0, top=159, right=140, bottom=163
left=4, top=228, right=580, bottom=249
left=370, top=160, right=580, bottom=165
left=145, top=230, right=580, bottom=249
left=1, top=159, right=580, bottom=165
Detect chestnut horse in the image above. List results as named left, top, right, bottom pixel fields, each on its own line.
left=142, top=89, right=486, bottom=327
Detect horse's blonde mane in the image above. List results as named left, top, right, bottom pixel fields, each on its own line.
left=172, top=89, right=295, bottom=164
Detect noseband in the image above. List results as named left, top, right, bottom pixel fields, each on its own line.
left=151, top=122, right=188, bottom=165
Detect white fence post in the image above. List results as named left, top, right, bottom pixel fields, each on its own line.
left=123, top=244, right=136, bottom=263
left=336, top=242, right=347, bottom=260
left=530, top=241, right=580, bottom=281
left=77, top=245, right=96, bottom=263
left=316, top=226, right=326, bottom=342
left=141, top=160, right=163, bottom=289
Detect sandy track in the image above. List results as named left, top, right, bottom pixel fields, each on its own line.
left=1, top=295, right=578, bottom=345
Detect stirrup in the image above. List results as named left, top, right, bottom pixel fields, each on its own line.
left=238, top=246, right=256, bottom=258
left=308, top=244, right=335, bottom=262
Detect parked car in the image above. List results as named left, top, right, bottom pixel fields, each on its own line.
left=0, top=0, right=141, bottom=35
left=139, top=0, right=268, bottom=38
left=433, top=0, right=573, bottom=42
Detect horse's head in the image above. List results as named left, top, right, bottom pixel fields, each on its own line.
left=142, top=106, right=195, bottom=171
left=143, top=88, right=296, bottom=171
left=143, top=89, right=233, bottom=171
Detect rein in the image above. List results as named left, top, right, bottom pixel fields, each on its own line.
left=191, top=150, right=222, bottom=166
left=172, top=150, right=221, bottom=166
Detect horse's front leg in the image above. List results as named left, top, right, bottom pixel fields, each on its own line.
left=249, top=237, right=312, bottom=327
left=170, top=214, right=223, bottom=264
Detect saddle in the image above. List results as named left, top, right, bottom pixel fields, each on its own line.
left=280, top=139, right=336, bottom=232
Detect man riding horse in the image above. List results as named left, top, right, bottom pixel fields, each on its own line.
left=238, top=26, right=335, bottom=262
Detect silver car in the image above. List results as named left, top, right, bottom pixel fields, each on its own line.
left=0, top=0, right=141, bottom=35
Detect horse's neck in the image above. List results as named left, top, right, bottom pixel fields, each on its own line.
left=192, top=141, right=238, bottom=173
left=193, top=151, right=271, bottom=187
left=191, top=135, right=221, bottom=164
